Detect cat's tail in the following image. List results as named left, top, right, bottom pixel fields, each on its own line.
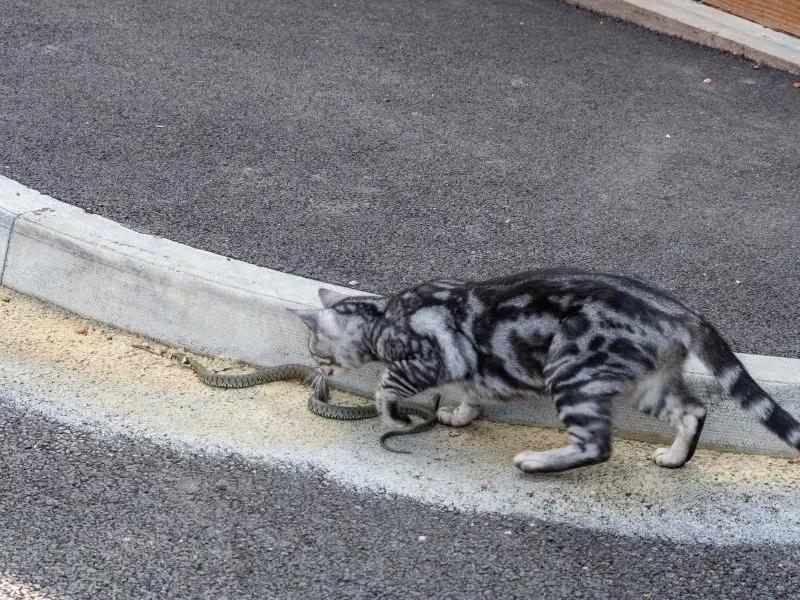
left=691, top=319, right=800, bottom=451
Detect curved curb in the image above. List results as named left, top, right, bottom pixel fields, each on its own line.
left=562, top=0, right=800, bottom=75
left=2, top=174, right=799, bottom=454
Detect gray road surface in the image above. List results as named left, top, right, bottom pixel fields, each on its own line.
left=2, top=398, right=799, bottom=600
left=1, top=0, right=798, bottom=357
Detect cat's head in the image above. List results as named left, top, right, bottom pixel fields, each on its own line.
left=290, top=288, right=386, bottom=369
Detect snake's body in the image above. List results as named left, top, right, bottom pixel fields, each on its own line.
left=171, top=353, right=438, bottom=453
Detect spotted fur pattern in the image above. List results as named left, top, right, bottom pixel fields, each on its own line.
left=292, top=269, right=800, bottom=472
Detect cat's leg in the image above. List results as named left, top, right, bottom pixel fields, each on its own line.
left=514, top=377, right=626, bottom=473
left=376, top=359, right=440, bottom=429
left=437, top=402, right=482, bottom=428
left=637, top=374, right=707, bottom=468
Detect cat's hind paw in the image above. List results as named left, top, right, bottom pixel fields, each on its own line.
left=514, top=445, right=610, bottom=473
left=514, top=450, right=555, bottom=473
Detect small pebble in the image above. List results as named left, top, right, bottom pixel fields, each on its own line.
left=76, top=325, right=88, bottom=335
left=703, top=77, right=712, bottom=84
left=793, top=82, right=800, bottom=89
left=348, top=280, right=359, bottom=286
left=418, top=535, right=427, bottom=542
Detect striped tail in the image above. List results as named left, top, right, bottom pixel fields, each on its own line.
left=693, top=320, right=800, bottom=451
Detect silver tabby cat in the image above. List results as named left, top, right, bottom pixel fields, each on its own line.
left=291, top=268, right=800, bottom=473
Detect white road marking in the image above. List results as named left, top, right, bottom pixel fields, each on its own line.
left=0, top=573, right=61, bottom=600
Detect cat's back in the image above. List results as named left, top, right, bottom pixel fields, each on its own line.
left=390, top=268, right=694, bottom=327
left=466, top=268, right=694, bottom=321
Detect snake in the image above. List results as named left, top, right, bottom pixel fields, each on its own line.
left=170, top=353, right=439, bottom=454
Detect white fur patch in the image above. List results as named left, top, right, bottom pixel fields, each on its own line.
left=719, top=365, right=742, bottom=392
left=497, top=295, right=532, bottom=309
left=558, top=401, right=602, bottom=421
left=574, top=379, right=627, bottom=398
left=410, top=307, right=469, bottom=377
left=408, top=306, right=442, bottom=333
left=633, top=373, right=667, bottom=411
left=747, top=396, right=775, bottom=421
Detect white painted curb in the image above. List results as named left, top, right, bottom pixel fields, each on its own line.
left=562, top=0, right=800, bottom=75
left=2, top=175, right=799, bottom=454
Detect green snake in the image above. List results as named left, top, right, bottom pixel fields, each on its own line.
left=170, top=353, right=439, bottom=454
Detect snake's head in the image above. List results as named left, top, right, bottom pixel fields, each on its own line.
left=170, top=352, right=190, bottom=365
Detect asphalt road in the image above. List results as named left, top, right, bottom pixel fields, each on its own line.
left=1, top=0, right=798, bottom=359
left=1, top=399, right=799, bottom=600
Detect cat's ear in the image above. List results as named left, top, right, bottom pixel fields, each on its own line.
left=318, top=288, right=350, bottom=308
left=288, top=308, right=321, bottom=332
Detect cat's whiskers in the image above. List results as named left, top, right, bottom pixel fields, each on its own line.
left=301, top=369, right=319, bottom=388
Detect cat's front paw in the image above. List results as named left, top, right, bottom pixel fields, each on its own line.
left=652, top=447, right=686, bottom=469
left=437, top=403, right=482, bottom=428
left=437, top=406, right=456, bottom=426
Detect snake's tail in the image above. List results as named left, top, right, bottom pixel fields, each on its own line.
left=379, top=434, right=412, bottom=454
left=378, top=394, right=442, bottom=454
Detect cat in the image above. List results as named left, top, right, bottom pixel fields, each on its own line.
left=290, top=268, right=800, bottom=473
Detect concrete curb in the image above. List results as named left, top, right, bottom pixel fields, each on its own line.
left=2, top=175, right=799, bottom=454
left=562, top=0, right=800, bottom=75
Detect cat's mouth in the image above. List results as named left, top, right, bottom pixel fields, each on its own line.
left=310, top=352, right=333, bottom=367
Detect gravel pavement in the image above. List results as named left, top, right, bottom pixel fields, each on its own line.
left=1, top=0, right=798, bottom=357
